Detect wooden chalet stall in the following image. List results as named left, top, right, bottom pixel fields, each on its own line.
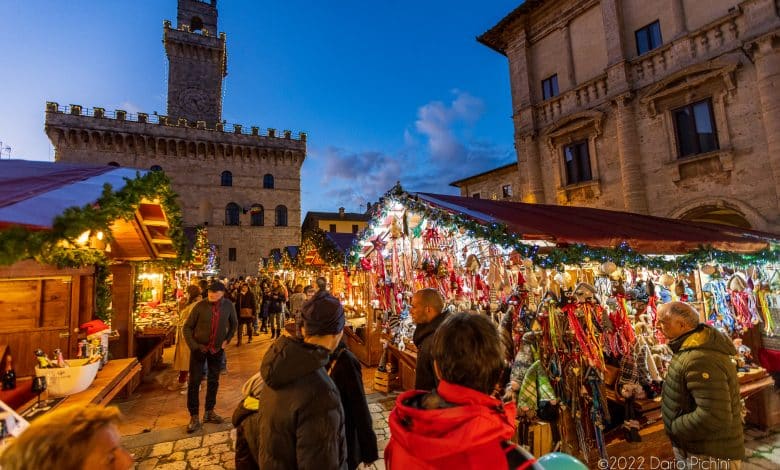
left=353, top=186, right=780, bottom=463
left=295, top=228, right=383, bottom=366
left=0, top=160, right=182, bottom=410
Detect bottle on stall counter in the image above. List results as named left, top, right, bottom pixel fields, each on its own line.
left=2, top=353, right=16, bottom=390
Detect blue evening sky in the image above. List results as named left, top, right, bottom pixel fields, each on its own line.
left=0, top=0, right=519, bottom=214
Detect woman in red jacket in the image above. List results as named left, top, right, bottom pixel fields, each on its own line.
left=386, top=312, right=543, bottom=470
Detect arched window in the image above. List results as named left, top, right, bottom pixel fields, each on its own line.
left=150, top=165, right=163, bottom=172
left=263, top=173, right=274, bottom=189
left=190, top=16, right=204, bottom=32
left=250, top=204, right=264, bottom=226
left=275, top=205, right=288, bottom=227
left=225, top=202, right=240, bottom=226
left=107, top=161, right=120, bottom=167
left=221, top=170, right=232, bottom=187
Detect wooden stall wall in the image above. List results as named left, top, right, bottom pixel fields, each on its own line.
left=0, top=261, right=95, bottom=377
left=109, top=263, right=135, bottom=360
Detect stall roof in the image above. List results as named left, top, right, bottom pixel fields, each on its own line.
left=414, top=193, right=779, bottom=254
left=0, top=160, right=176, bottom=259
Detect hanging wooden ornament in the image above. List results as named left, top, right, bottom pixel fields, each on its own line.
left=701, top=264, right=717, bottom=275
left=600, top=261, right=617, bottom=276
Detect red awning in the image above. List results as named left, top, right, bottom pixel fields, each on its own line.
left=415, top=193, right=779, bottom=254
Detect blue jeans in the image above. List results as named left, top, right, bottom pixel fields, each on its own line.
left=269, top=311, right=282, bottom=331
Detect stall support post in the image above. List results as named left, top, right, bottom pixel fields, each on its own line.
left=109, top=263, right=135, bottom=359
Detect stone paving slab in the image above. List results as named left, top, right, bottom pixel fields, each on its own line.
left=128, top=392, right=398, bottom=469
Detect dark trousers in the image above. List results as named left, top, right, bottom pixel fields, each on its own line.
left=237, top=317, right=254, bottom=344
left=187, top=348, right=223, bottom=417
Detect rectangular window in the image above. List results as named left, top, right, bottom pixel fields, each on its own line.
left=352, top=224, right=359, bottom=234
left=228, top=247, right=237, bottom=262
left=635, top=21, right=662, bottom=55
left=329, top=224, right=337, bottom=233
left=673, top=99, right=719, bottom=158
left=563, top=141, right=593, bottom=185
left=472, top=193, right=481, bottom=199
left=542, top=74, right=559, bottom=100
left=502, top=184, right=512, bottom=198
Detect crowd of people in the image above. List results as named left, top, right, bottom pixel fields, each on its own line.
left=0, top=280, right=745, bottom=469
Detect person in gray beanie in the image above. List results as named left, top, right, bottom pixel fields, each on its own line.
left=257, top=276, right=347, bottom=469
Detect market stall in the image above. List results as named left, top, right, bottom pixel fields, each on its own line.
left=292, top=228, right=383, bottom=365
left=0, top=160, right=185, bottom=414
left=350, top=185, right=780, bottom=463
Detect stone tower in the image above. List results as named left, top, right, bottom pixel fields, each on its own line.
left=46, top=1, right=306, bottom=277
left=165, top=0, right=226, bottom=126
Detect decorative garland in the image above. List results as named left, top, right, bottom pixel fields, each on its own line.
left=349, top=184, right=780, bottom=271
left=0, top=170, right=188, bottom=322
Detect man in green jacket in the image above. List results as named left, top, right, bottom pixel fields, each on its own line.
left=183, top=281, right=237, bottom=433
left=657, top=301, right=743, bottom=469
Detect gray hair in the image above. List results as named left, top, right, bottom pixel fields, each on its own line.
left=660, top=301, right=700, bottom=327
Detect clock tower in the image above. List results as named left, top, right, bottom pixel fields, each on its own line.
left=164, top=0, right=226, bottom=126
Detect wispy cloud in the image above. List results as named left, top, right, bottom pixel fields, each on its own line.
left=307, top=89, right=513, bottom=211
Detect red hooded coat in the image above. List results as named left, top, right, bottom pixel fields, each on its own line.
left=385, top=380, right=520, bottom=470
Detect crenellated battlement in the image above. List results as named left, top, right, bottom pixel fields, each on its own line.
left=45, top=102, right=306, bottom=143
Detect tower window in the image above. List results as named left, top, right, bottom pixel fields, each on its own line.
left=275, top=205, right=288, bottom=227
left=472, top=193, right=481, bottom=199
left=150, top=165, right=163, bottom=172
left=190, top=16, right=204, bottom=32
left=502, top=185, right=513, bottom=198
left=107, top=161, right=120, bottom=167
left=263, top=174, right=274, bottom=189
left=250, top=204, right=264, bottom=226
left=228, top=247, right=237, bottom=262
left=225, top=202, right=240, bottom=226
left=221, top=170, right=232, bottom=187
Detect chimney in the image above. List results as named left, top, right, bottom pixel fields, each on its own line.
left=365, top=202, right=372, bottom=212
left=339, top=207, right=345, bottom=218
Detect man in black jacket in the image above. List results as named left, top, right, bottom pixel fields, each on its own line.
left=410, top=288, right=449, bottom=390
left=183, top=281, right=237, bottom=433
left=257, top=277, right=347, bottom=469
left=329, top=341, right=378, bottom=470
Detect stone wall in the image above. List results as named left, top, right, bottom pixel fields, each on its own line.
left=453, top=166, right=523, bottom=201
left=46, top=103, right=305, bottom=276
left=484, top=0, right=780, bottom=232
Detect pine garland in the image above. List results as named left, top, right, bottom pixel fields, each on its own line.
left=0, top=170, right=188, bottom=321
left=349, top=183, right=780, bottom=271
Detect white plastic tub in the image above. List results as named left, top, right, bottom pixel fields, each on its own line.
left=35, top=359, right=100, bottom=397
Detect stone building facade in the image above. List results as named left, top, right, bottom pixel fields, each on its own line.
left=449, top=163, right=523, bottom=201
left=46, top=0, right=305, bottom=277
left=479, top=0, right=780, bottom=231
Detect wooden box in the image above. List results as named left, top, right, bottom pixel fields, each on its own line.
left=374, top=370, right=390, bottom=393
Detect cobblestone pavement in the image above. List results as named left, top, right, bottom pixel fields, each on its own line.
left=125, top=392, right=397, bottom=470
left=743, top=426, right=780, bottom=469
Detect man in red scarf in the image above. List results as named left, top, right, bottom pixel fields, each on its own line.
left=183, top=281, right=237, bottom=433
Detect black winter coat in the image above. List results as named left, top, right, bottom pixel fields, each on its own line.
left=329, top=342, right=379, bottom=470
left=412, top=309, right=450, bottom=391
left=258, top=335, right=347, bottom=470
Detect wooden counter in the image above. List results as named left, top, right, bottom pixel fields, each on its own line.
left=60, top=358, right=141, bottom=407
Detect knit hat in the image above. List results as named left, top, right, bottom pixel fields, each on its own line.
left=301, top=292, right=345, bottom=336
